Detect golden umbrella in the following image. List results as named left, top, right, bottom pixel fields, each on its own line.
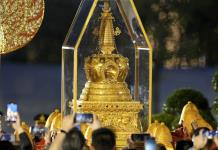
left=0, top=0, right=44, bottom=54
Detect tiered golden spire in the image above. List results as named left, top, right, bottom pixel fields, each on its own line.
left=98, top=0, right=116, bottom=54
left=77, top=0, right=143, bottom=148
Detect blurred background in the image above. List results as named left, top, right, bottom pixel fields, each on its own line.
left=0, top=0, right=218, bottom=126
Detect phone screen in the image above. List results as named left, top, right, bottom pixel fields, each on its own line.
left=131, top=133, right=150, bottom=142
left=74, top=113, right=93, bottom=123
left=145, top=137, right=156, bottom=150
left=6, top=103, right=18, bottom=122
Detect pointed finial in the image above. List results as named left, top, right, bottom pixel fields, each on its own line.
left=103, top=0, right=110, bottom=12
left=98, top=0, right=116, bottom=54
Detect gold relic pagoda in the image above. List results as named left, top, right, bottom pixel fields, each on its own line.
left=61, top=0, right=153, bottom=148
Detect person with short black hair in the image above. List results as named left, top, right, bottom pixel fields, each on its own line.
left=156, top=143, right=166, bottom=150
left=0, top=141, right=16, bottom=150
left=176, top=140, right=193, bottom=150
left=62, top=127, right=86, bottom=150
left=91, top=128, right=116, bottom=150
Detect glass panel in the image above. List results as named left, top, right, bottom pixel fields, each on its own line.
left=62, top=0, right=152, bottom=133
left=117, top=0, right=151, bottom=128
left=62, top=0, right=95, bottom=115
left=62, top=49, right=74, bottom=115
left=62, top=0, right=94, bottom=48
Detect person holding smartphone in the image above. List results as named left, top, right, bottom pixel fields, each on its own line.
left=49, top=113, right=101, bottom=150
left=11, top=113, right=33, bottom=150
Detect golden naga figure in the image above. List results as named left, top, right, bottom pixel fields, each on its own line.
left=76, top=0, right=143, bottom=148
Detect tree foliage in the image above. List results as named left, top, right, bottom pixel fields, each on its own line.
left=163, top=88, right=209, bottom=114
left=153, top=88, right=217, bottom=129
left=136, top=0, right=218, bottom=67
left=212, top=72, right=218, bottom=92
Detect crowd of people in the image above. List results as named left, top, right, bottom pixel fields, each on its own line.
left=0, top=110, right=218, bottom=150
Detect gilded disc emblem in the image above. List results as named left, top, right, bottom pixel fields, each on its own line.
left=0, top=0, right=44, bottom=54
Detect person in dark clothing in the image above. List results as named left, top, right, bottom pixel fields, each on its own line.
left=176, top=140, right=193, bottom=150
left=91, top=128, right=116, bottom=150
left=12, top=114, right=33, bottom=150
left=0, top=141, right=16, bottom=150
left=156, top=143, right=166, bottom=150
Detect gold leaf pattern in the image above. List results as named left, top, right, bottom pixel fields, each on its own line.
left=0, top=0, right=44, bottom=54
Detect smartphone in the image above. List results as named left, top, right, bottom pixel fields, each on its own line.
left=207, top=130, right=218, bottom=139
left=6, top=103, right=18, bottom=122
left=74, top=113, right=93, bottom=123
left=145, top=137, right=156, bottom=150
left=131, top=133, right=150, bottom=142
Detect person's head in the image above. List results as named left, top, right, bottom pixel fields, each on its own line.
left=91, top=128, right=116, bottom=150
left=176, top=140, right=193, bottom=150
left=192, top=127, right=209, bottom=150
left=62, top=127, right=86, bottom=150
left=0, top=141, right=16, bottom=150
left=156, top=143, right=166, bottom=150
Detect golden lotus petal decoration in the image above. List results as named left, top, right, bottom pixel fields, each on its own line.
left=0, top=0, right=44, bottom=54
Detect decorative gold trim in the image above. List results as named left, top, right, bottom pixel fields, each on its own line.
left=61, top=49, right=64, bottom=118
left=76, top=101, right=143, bottom=112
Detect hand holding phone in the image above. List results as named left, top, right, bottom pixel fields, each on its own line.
left=131, top=133, right=150, bottom=142
left=74, top=113, right=93, bottom=124
left=145, top=137, right=156, bottom=150
left=6, top=103, right=18, bottom=122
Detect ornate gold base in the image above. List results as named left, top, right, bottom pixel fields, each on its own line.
left=77, top=101, right=143, bottom=148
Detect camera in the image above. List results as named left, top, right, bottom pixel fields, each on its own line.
left=131, top=133, right=150, bottom=142
left=74, top=113, right=93, bottom=123
left=206, top=131, right=218, bottom=139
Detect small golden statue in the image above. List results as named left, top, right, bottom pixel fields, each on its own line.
left=76, top=0, right=143, bottom=148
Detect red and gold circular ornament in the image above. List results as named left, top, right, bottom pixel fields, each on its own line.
left=0, top=0, right=44, bottom=54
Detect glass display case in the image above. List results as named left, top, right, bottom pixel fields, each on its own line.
left=61, top=0, right=153, bottom=147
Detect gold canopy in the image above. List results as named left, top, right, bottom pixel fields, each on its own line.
left=0, top=0, right=44, bottom=54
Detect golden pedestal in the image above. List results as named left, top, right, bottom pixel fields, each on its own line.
left=77, top=101, right=142, bottom=147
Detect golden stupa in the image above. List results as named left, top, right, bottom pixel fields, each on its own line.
left=179, top=101, right=212, bottom=136
left=76, top=0, right=143, bottom=147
